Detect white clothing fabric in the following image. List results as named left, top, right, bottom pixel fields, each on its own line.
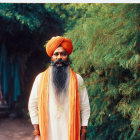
left=28, top=71, right=90, bottom=140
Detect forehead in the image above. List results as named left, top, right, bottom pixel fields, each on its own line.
left=53, top=46, right=66, bottom=53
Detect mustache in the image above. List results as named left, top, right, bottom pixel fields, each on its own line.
left=51, top=59, right=70, bottom=66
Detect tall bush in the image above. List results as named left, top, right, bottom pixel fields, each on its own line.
left=64, top=4, right=140, bottom=140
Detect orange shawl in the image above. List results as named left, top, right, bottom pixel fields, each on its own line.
left=38, top=66, right=80, bottom=140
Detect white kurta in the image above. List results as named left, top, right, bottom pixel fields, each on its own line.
left=28, top=71, right=90, bottom=140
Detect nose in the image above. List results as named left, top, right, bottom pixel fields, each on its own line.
left=57, top=54, right=62, bottom=59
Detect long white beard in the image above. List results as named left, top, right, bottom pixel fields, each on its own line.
left=50, top=66, right=70, bottom=105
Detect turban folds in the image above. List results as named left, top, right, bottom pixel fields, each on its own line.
left=46, top=36, right=73, bottom=57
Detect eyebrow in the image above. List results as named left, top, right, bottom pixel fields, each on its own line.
left=53, top=50, right=67, bottom=54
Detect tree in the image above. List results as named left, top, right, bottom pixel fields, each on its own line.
left=45, top=3, right=91, bottom=31
left=64, top=4, right=140, bottom=140
left=0, top=3, right=63, bottom=111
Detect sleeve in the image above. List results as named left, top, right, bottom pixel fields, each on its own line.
left=28, top=73, right=41, bottom=124
left=77, top=74, right=90, bottom=126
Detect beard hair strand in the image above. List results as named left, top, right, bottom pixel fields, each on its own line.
left=50, top=61, right=70, bottom=104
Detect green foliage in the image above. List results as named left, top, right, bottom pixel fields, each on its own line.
left=0, top=3, right=62, bottom=33
left=64, top=4, right=140, bottom=140
left=45, top=3, right=90, bottom=31
left=0, top=4, right=63, bottom=108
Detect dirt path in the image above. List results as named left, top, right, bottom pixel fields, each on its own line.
left=0, top=118, right=34, bottom=140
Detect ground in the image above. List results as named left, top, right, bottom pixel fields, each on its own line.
left=0, top=118, right=34, bottom=140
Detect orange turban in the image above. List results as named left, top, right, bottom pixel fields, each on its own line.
left=46, top=36, right=73, bottom=57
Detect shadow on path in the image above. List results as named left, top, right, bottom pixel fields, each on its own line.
left=0, top=118, right=34, bottom=140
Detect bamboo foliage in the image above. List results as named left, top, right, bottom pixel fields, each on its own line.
left=63, top=4, right=140, bottom=140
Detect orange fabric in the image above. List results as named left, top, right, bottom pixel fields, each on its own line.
left=68, top=68, right=81, bottom=140
left=38, top=67, right=50, bottom=140
left=46, top=36, right=73, bottom=57
left=38, top=66, right=80, bottom=140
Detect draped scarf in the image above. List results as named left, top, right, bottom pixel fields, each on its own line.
left=38, top=66, right=80, bottom=140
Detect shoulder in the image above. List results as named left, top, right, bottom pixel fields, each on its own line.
left=76, top=73, right=83, bottom=81
left=76, top=73, right=84, bottom=86
left=36, top=73, right=42, bottom=80
left=34, top=67, right=51, bottom=83
left=34, top=72, right=43, bottom=83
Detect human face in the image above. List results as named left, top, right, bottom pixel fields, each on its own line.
left=51, top=46, right=68, bottom=63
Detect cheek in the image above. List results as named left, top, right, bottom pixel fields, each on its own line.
left=51, top=57, right=56, bottom=62
left=62, top=56, right=68, bottom=61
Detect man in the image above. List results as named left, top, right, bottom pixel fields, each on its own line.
left=28, top=36, right=90, bottom=140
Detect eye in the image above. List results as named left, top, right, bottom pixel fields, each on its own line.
left=53, top=52, right=58, bottom=56
left=61, top=52, right=67, bottom=56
